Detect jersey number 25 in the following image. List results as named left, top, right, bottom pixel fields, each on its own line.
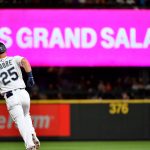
left=0, top=67, right=19, bottom=85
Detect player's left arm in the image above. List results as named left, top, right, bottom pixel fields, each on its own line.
left=21, top=58, right=35, bottom=88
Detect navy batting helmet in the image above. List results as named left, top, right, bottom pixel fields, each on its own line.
left=0, top=42, right=6, bottom=54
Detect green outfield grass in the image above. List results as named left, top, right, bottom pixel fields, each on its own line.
left=0, top=141, right=150, bottom=150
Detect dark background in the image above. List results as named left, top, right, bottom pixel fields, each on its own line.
left=0, top=0, right=149, bottom=9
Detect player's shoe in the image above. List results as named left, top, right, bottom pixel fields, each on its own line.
left=26, top=145, right=36, bottom=150
left=32, top=134, right=40, bottom=149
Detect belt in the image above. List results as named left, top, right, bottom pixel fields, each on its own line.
left=4, top=88, right=25, bottom=99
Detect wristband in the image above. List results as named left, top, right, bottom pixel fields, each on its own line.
left=27, top=71, right=33, bottom=78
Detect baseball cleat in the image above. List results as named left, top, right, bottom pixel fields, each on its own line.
left=32, top=134, right=40, bottom=149
left=26, top=145, right=36, bottom=150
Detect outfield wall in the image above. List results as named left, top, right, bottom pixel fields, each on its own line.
left=0, top=100, right=150, bottom=140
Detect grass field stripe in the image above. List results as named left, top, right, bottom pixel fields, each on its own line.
left=0, top=99, right=150, bottom=104
left=1, top=141, right=150, bottom=150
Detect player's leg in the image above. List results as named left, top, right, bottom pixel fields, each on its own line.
left=26, top=114, right=40, bottom=149
left=5, top=92, right=35, bottom=150
left=20, top=89, right=40, bottom=149
left=9, top=106, right=36, bottom=150
left=24, top=112, right=40, bottom=149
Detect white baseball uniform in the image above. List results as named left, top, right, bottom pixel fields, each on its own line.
left=0, top=56, right=37, bottom=149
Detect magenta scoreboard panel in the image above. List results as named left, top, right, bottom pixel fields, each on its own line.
left=0, top=9, right=150, bottom=66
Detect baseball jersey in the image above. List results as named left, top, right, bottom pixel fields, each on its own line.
left=0, top=56, right=26, bottom=94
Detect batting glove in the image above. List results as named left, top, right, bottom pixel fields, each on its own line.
left=27, top=72, right=35, bottom=88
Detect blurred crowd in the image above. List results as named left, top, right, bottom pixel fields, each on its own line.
left=26, top=67, right=150, bottom=100
left=0, top=0, right=149, bottom=8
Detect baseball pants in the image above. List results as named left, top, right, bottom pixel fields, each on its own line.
left=4, top=89, right=36, bottom=149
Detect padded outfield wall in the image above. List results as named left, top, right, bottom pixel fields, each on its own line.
left=0, top=100, right=150, bottom=140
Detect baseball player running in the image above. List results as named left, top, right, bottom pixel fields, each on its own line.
left=0, top=42, right=40, bottom=150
